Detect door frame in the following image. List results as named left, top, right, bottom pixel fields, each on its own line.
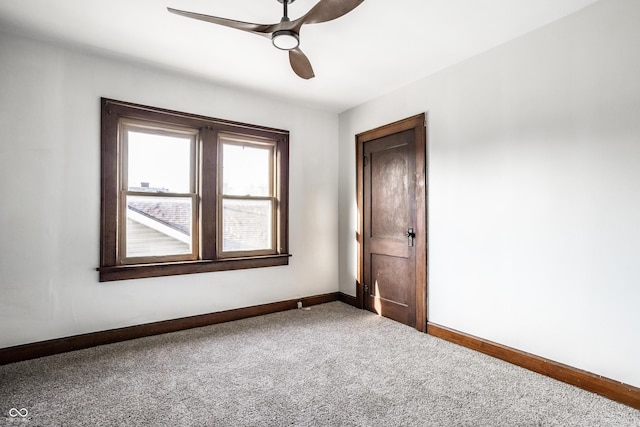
left=355, top=113, right=427, bottom=332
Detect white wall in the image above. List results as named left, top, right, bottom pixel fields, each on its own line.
left=0, top=32, right=339, bottom=348
left=339, top=0, right=640, bottom=387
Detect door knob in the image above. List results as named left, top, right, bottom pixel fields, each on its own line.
left=406, top=228, right=415, bottom=247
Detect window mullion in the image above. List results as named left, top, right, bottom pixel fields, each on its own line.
left=200, top=127, right=218, bottom=260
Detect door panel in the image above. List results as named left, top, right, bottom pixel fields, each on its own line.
left=371, top=254, right=409, bottom=305
left=370, top=144, right=409, bottom=240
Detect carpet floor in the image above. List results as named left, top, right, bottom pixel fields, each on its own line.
left=1, top=302, right=639, bottom=426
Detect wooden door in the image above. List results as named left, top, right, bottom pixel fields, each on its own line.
left=357, top=114, right=427, bottom=331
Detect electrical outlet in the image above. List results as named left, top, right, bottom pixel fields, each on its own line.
left=297, top=301, right=302, bottom=309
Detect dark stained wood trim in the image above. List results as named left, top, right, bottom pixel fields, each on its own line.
left=98, top=254, right=291, bottom=282
left=427, top=322, right=640, bottom=410
left=277, top=134, right=290, bottom=255
left=355, top=114, right=427, bottom=331
left=0, top=292, right=340, bottom=365
left=338, top=292, right=358, bottom=307
left=200, top=126, right=218, bottom=261
left=356, top=114, right=425, bottom=143
left=100, top=100, right=120, bottom=267
left=355, top=137, right=365, bottom=310
left=102, top=98, right=289, bottom=136
left=301, top=292, right=339, bottom=307
left=413, top=115, right=428, bottom=333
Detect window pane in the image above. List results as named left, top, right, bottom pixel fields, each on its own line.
left=222, top=199, right=272, bottom=252
left=126, top=195, right=192, bottom=258
left=222, top=143, right=271, bottom=196
left=127, top=130, right=192, bottom=193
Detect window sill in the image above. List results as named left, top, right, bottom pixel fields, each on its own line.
left=98, top=254, right=291, bottom=282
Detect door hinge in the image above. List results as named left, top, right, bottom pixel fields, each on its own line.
left=363, top=155, right=368, bottom=166
left=364, top=283, right=369, bottom=293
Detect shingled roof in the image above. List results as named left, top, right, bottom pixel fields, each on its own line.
left=126, top=194, right=269, bottom=253
left=127, top=199, right=191, bottom=235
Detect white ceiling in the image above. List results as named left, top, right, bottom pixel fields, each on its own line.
left=0, top=0, right=598, bottom=113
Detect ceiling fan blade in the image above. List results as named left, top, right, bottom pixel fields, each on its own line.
left=295, top=0, right=365, bottom=26
left=167, top=8, right=277, bottom=37
left=289, top=48, right=315, bottom=79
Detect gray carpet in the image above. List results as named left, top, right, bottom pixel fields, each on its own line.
left=1, top=302, right=639, bottom=426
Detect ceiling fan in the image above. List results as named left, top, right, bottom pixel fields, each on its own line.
left=168, top=0, right=365, bottom=80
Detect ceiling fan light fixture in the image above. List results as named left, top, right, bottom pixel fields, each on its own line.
left=168, top=0, right=365, bottom=78
left=272, top=30, right=299, bottom=50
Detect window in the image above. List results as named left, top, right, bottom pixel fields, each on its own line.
left=99, top=99, right=290, bottom=281
left=122, top=121, right=198, bottom=262
left=219, top=135, right=276, bottom=256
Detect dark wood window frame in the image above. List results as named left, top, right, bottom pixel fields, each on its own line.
left=99, top=98, right=290, bottom=282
